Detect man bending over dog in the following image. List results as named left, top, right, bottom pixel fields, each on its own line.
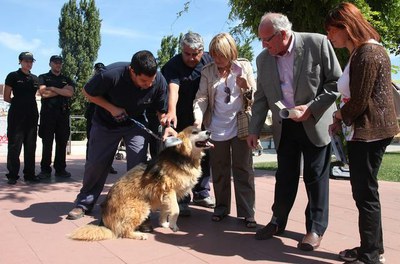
left=67, top=51, right=171, bottom=231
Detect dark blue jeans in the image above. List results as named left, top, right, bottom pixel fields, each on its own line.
left=75, top=120, right=149, bottom=211
left=348, top=137, right=392, bottom=264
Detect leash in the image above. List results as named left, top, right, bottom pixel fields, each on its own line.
left=128, top=117, right=163, bottom=141
left=128, top=117, right=182, bottom=148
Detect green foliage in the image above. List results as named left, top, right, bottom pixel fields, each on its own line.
left=58, top=0, right=101, bottom=139
left=228, top=0, right=400, bottom=65
left=231, top=32, right=254, bottom=62
left=157, top=34, right=182, bottom=69
left=157, top=30, right=254, bottom=67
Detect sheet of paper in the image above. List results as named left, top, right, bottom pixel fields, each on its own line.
left=275, top=100, right=286, bottom=110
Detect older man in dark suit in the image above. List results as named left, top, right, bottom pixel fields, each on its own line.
left=248, top=12, right=342, bottom=251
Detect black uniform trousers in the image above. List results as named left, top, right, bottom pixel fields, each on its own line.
left=38, top=110, right=70, bottom=173
left=347, top=137, right=392, bottom=264
left=6, top=112, right=38, bottom=178
left=272, top=119, right=330, bottom=236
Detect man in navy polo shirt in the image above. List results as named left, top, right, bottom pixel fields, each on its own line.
left=162, top=32, right=214, bottom=216
left=37, top=55, right=75, bottom=180
left=67, top=51, right=168, bottom=227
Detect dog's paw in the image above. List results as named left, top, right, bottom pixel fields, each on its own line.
left=169, top=224, right=179, bottom=232
left=130, top=232, right=148, bottom=240
left=160, top=221, right=170, bottom=229
left=138, top=233, right=148, bottom=240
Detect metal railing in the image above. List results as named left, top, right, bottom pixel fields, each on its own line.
left=67, top=115, right=86, bottom=155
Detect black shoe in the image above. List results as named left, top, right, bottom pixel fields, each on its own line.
left=55, top=170, right=71, bottom=178
left=255, top=222, right=284, bottom=240
left=138, top=217, right=153, bottom=233
left=109, top=166, right=118, bottom=174
left=7, top=176, right=19, bottom=185
left=37, top=171, right=51, bottom=179
left=179, top=203, right=191, bottom=217
left=24, top=175, right=40, bottom=183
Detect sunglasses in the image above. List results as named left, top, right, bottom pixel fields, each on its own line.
left=224, top=86, right=231, bottom=104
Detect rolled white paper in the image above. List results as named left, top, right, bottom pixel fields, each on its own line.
left=279, top=108, right=301, bottom=119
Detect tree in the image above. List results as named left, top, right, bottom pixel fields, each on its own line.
left=157, top=32, right=254, bottom=67
left=232, top=33, right=254, bottom=62
left=227, top=0, right=400, bottom=64
left=58, top=0, right=101, bottom=139
left=157, top=34, right=181, bottom=69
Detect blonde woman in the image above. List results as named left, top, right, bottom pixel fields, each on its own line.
left=193, top=33, right=257, bottom=228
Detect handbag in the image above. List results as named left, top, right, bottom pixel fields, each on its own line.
left=392, top=82, right=400, bottom=119
left=237, top=110, right=251, bottom=140
left=236, top=109, right=273, bottom=140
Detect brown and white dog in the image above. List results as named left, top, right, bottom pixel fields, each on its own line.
left=69, top=126, right=212, bottom=241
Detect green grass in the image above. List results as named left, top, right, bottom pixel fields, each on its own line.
left=378, top=152, right=400, bottom=182
left=254, top=161, right=277, bottom=171
left=254, top=152, right=400, bottom=182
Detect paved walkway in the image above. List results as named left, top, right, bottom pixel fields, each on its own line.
left=0, top=141, right=399, bottom=264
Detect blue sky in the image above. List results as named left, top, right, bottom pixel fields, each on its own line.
left=0, top=0, right=248, bottom=82
left=0, top=0, right=399, bottom=83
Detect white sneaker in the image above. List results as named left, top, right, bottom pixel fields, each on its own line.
left=193, top=196, right=215, bottom=208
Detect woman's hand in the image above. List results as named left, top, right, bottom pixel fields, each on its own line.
left=329, top=121, right=341, bottom=136
left=235, top=76, right=251, bottom=90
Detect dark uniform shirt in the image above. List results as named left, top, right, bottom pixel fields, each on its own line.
left=5, top=69, right=39, bottom=118
left=38, top=71, right=75, bottom=114
left=161, top=52, right=212, bottom=131
left=84, top=62, right=168, bottom=128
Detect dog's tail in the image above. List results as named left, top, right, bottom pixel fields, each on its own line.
left=68, top=224, right=115, bottom=241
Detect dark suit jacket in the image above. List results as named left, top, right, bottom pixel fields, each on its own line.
left=249, top=32, right=342, bottom=149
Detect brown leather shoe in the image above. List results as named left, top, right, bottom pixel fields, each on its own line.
left=255, top=222, right=284, bottom=240
left=298, top=232, right=322, bottom=251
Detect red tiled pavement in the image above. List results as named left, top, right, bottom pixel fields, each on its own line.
left=0, top=141, right=399, bottom=264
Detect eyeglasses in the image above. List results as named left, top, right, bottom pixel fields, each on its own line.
left=224, top=86, right=231, bottom=104
left=260, top=31, right=279, bottom=44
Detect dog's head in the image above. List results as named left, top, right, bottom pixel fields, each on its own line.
left=173, top=126, right=213, bottom=158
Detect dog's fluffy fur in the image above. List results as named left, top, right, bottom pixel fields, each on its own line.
left=69, top=126, right=211, bottom=241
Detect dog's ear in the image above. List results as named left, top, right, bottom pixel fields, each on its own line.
left=175, top=134, right=192, bottom=156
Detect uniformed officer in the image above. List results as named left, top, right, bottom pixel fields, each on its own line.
left=37, top=55, right=75, bottom=179
left=4, top=52, right=40, bottom=184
